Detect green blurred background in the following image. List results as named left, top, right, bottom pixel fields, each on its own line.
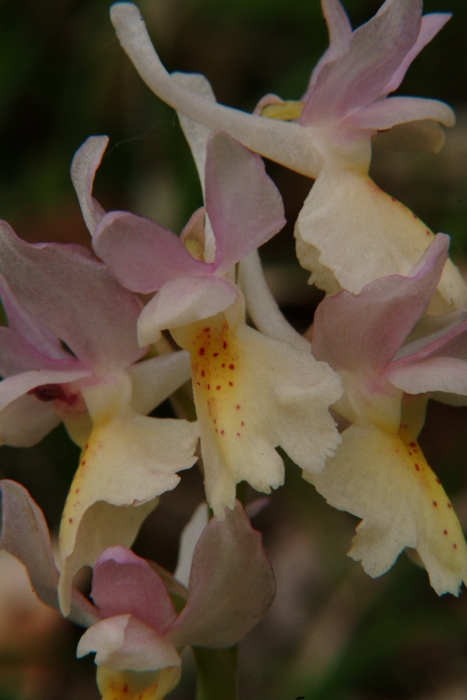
left=1, top=0, right=467, bottom=698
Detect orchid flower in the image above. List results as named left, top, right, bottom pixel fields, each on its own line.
left=76, top=129, right=342, bottom=517
left=307, top=233, right=467, bottom=596
left=109, top=0, right=467, bottom=315
left=0, top=480, right=276, bottom=700
left=0, top=226, right=199, bottom=614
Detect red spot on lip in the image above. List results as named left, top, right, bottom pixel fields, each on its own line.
left=454, top=543, right=458, bottom=549
left=223, top=341, right=227, bottom=349
left=81, top=460, right=86, bottom=466
left=391, top=197, right=396, bottom=202
left=85, top=444, right=88, bottom=450
left=415, top=464, right=420, bottom=471
left=75, top=489, right=80, bottom=493
left=123, top=684, right=129, bottom=694
left=413, top=213, right=417, bottom=219
left=241, top=421, right=245, bottom=426
left=199, top=347, right=205, bottom=356
left=203, top=328, right=210, bottom=333
left=229, top=364, right=235, bottom=370
left=236, top=405, right=241, bottom=410
left=409, top=442, right=416, bottom=447
left=426, top=229, right=431, bottom=236
left=237, top=432, right=241, bottom=437
left=222, top=363, right=225, bottom=368
left=207, top=384, right=211, bottom=390
left=448, top=503, right=452, bottom=509
left=408, top=452, right=412, bottom=456
left=444, top=530, right=448, bottom=535
left=201, top=370, right=205, bottom=377
left=220, top=430, right=225, bottom=435
left=433, top=501, right=438, bottom=507
left=229, top=381, right=233, bottom=386
left=68, top=518, right=73, bottom=523
left=213, top=352, right=218, bottom=357
left=216, top=385, right=221, bottom=390
left=436, top=478, right=441, bottom=484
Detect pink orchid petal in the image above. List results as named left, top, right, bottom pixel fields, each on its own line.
left=382, top=13, right=451, bottom=94
left=137, top=276, right=238, bottom=346
left=312, top=234, right=449, bottom=374
left=78, top=614, right=181, bottom=671
left=205, top=132, right=285, bottom=273
left=398, top=319, right=467, bottom=366
left=0, top=275, right=67, bottom=360
left=0, top=368, right=92, bottom=412
left=386, top=357, right=467, bottom=395
left=301, top=0, right=422, bottom=125
left=0, top=480, right=98, bottom=627
left=0, top=221, right=144, bottom=371
left=94, top=211, right=210, bottom=293
left=0, top=326, right=84, bottom=377
left=304, top=0, right=353, bottom=99
left=0, top=394, right=59, bottom=447
left=168, top=501, right=275, bottom=649
left=71, top=136, right=108, bottom=236
left=91, top=546, right=177, bottom=634
left=344, top=96, right=455, bottom=131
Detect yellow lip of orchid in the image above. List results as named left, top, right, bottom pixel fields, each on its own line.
left=96, top=667, right=181, bottom=700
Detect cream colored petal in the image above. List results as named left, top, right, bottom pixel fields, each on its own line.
left=307, top=424, right=467, bottom=595
left=58, top=372, right=199, bottom=614
left=172, top=310, right=342, bottom=517
left=295, top=165, right=467, bottom=314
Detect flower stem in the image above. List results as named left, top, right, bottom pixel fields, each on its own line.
left=193, top=646, right=238, bottom=700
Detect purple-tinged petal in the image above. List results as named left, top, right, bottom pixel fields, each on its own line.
left=312, top=234, right=449, bottom=374
left=0, top=275, right=67, bottom=360
left=91, top=546, right=177, bottom=633
left=382, top=13, right=451, bottom=95
left=344, top=96, right=455, bottom=131
left=59, top=499, right=158, bottom=618
left=387, top=357, right=467, bottom=396
left=168, top=501, right=275, bottom=649
left=0, top=326, right=85, bottom=377
left=0, top=222, right=144, bottom=371
left=303, top=0, right=353, bottom=100
left=137, top=276, right=238, bottom=346
left=0, top=480, right=99, bottom=627
left=71, top=136, right=108, bottom=236
left=394, top=319, right=467, bottom=366
left=77, top=614, right=181, bottom=671
left=0, top=368, right=92, bottom=412
left=301, top=0, right=422, bottom=125
left=94, top=211, right=210, bottom=293
left=205, top=132, right=285, bottom=273
left=0, top=394, right=59, bottom=447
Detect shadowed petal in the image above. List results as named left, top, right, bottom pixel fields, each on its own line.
left=71, top=136, right=108, bottom=236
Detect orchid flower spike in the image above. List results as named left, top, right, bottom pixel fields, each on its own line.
left=78, top=501, right=275, bottom=700
left=308, top=233, right=467, bottom=596
left=0, top=226, right=199, bottom=615
left=78, top=129, right=342, bottom=518
left=109, top=0, right=467, bottom=315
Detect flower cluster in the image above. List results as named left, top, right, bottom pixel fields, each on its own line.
left=1, top=0, right=467, bottom=697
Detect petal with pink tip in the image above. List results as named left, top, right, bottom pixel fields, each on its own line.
left=0, top=222, right=143, bottom=371
left=94, top=211, right=209, bottom=294
left=382, top=13, right=451, bottom=95
left=91, top=547, right=177, bottom=633
left=0, top=275, right=67, bottom=360
left=344, top=96, right=455, bottom=131
left=312, top=235, right=449, bottom=375
left=137, top=276, right=238, bottom=346
left=168, top=501, right=275, bottom=649
left=205, top=132, right=285, bottom=272
left=78, top=614, right=181, bottom=671
left=303, top=0, right=352, bottom=100
left=301, top=0, right=422, bottom=125
left=71, top=135, right=108, bottom=236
